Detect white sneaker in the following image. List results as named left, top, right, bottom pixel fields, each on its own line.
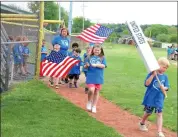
left=157, top=132, right=165, bottom=137
left=139, top=122, right=148, bottom=132
left=91, top=106, right=96, bottom=113
left=86, top=101, right=92, bottom=111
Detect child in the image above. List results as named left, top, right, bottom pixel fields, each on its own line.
left=139, top=57, right=170, bottom=137
left=83, top=46, right=92, bottom=93
left=63, top=42, right=80, bottom=84
left=48, top=44, right=61, bottom=89
left=68, top=42, right=79, bottom=57
left=41, top=39, right=48, bottom=62
left=68, top=48, right=82, bottom=88
left=84, top=44, right=107, bottom=113
left=22, top=36, right=30, bottom=75
left=12, top=36, right=26, bottom=78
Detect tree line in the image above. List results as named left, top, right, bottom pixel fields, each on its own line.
left=8, top=2, right=177, bottom=43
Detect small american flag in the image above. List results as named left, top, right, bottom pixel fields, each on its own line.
left=76, top=24, right=114, bottom=44
left=40, top=51, right=80, bottom=78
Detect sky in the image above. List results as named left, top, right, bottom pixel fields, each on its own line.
left=2, top=1, right=177, bottom=25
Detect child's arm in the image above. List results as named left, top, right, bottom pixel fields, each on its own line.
left=145, top=71, right=156, bottom=86
left=92, top=64, right=105, bottom=68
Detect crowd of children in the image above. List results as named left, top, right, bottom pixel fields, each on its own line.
left=9, top=30, right=171, bottom=137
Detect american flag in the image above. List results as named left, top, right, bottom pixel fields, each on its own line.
left=76, top=24, right=114, bottom=44
left=40, top=51, right=80, bottom=78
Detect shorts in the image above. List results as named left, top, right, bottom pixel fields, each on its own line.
left=87, top=84, right=102, bottom=91
left=144, top=106, right=162, bottom=114
left=68, top=74, right=79, bottom=80
left=84, top=71, right=87, bottom=77
left=23, top=57, right=28, bottom=65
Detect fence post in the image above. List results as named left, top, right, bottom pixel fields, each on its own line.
left=35, top=1, right=44, bottom=79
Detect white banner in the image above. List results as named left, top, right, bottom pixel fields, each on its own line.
left=126, top=21, right=160, bottom=72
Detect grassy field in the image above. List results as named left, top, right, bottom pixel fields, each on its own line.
left=1, top=80, right=122, bottom=137
left=101, top=43, right=177, bottom=131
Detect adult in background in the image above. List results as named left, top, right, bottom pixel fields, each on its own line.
left=52, top=28, right=70, bottom=56
left=51, top=28, right=70, bottom=84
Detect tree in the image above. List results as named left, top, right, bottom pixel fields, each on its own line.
left=156, top=34, right=169, bottom=42
left=27, top=2, right=68, bottom=31
left=168, top=34, right=177, bottom=43
left=144, top=25, right=168, bottom=38
left=72, top=17, right=92, bottom=33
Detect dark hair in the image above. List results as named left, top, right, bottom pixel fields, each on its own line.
left=60, top=28, right=69, bottom=36
left=91, top=45, right=104, bottom=57
left=74, top=48, right=81, bottom=53
left=72, top=42, right=79, bottom=48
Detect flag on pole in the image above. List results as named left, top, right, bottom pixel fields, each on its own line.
left=40, top=51, right=80, bottom=78
left=76, top=24, right=114, bottom=44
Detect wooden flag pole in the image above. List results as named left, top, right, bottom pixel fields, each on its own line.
left=155, top=72, right=168, bottom=98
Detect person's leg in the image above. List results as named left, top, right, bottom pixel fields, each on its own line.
left=84, top=72, right=88, bottom=93
left=55, top=77, right=60, bottom=89
left=68, top=75, right=73, bottom=88
left=139, top=106, right=153, bottom=131
left=86, top=85, right=95, bottom=111
left=49, top=77, right=54, bottom=86
left=91, top=85, right=101, bottom=113
left=74, top=74, right=79, bottom=88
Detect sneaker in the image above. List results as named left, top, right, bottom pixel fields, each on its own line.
left=86, top=101, right=92, bottom=111
left=91, top=106, right=96, bottom=113
left=55, top=85, right=59, bottom=89
left=139, top=122, right=148, bottom=132
left=49, top=80, right=54, bottom=87
left=157, top=132, right=165, bottom=137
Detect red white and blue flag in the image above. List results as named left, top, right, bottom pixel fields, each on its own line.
left=40, top=51, right=79, bottom=78
left=76, top=24, right=114, bottom=44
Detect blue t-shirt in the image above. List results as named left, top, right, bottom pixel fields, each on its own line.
left=41, top=45, right=47, bottom=61
left=23, top=46, right=30, bottom=55
left=142, top=73, right=169, bottom=109
left=69, top=55, right=82, bottom=75
left=52, top=35, right=69, bottom=55
left=13, top=43, right=23, bottom=63
left=85, top=55, right=107, bottom=84
left=68, top=50, right=74, bottom=57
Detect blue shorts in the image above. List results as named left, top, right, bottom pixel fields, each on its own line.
left=84, top=71, right=87, bottom=77
left=144, top=106, right=162, bottom=114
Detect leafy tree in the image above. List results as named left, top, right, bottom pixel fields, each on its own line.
left=72, top=17, right=92, bottom=33
left=27, top=2, right=68, bottom=31
left=168, top=34, right=177, bottom=43
left=156, top=34, right=169, bottom=42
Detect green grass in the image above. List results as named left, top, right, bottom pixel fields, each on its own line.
left=1, top=80, right=122, bottom=137
left=101, top=43, right=177, bottom=131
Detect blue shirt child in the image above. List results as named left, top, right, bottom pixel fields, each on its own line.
left=142, top=73, right=169, bottom=109
left=41, top=45, right=47, bottom=61
left=13, top=43, right=24, bottom=64
left=85, top=55, right=107, bottom=84
left=69, top=55, right=82, bottom=75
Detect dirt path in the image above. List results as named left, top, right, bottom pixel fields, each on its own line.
left=42, top=76, right=177, bottom=137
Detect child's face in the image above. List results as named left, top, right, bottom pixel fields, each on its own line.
left=61, top=29, right=68, bottom=37
left=73, top=51, right=80, bottom=57
left=93, top=47, right=101, bottom=56
left=86, top=47, right=92, bottom=54
left=42, top=41, right=46, bottom=45
left=158, top=64, right=168, bottom=73
left=72, top=46, right=78, bottom=50
left=54, top=44, right=60, bottom=52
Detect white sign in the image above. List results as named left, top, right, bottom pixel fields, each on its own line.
left=126, top=21, right=160, bottom=72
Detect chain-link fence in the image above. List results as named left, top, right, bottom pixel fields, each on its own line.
left=1, top=20, right=39, bottom=90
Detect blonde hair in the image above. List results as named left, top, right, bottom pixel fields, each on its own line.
left=158, top=57, right=170, bottom=68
